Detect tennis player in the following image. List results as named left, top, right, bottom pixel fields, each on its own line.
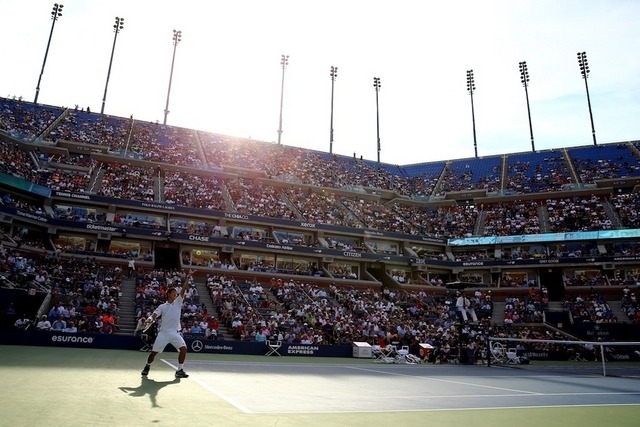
left=141, top=269, right=195, bottom=378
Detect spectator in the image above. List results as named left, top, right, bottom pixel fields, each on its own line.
left=36, top=315, right=51, bottom=331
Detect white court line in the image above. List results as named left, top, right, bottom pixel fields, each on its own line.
left=160, top=359, right=253, bottom=414
left=162, top=359, right=640, bottom=415
left=313, top=403, right=640, bottom=415
left=347, top=365, right=542, bottom=395
left=169, top=359, right=617, bottom=379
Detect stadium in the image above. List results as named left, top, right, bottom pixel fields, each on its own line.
left=1, top=2, right=640, bottom=426
left=1, top=93, right=640, bottom=424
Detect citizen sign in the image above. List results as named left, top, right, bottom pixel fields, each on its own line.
left=343, top=252, right=362, bottom=258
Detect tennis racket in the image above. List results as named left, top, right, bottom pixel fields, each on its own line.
left=142, top=317, right=156, bottom=333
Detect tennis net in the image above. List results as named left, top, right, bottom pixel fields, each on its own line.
left=487, top=336, right=640, bottom=377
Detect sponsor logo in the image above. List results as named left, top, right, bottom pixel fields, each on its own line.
left=266, top=244, right=293, bottom=251
left=363, top=230, right=384, bottom=236
left=522, top=351, right=548, bottom=359
left=300, top=222, right=316, bottom=228
left=191, top=340, right=203, bottom=352
left=613, top=256, right=640, bottom=262
left=203, top=344, right=234, bottom=351
left=224, top=213, right=249, bottom=220
left=462, top=261, right=484, bottom=266
left=141, top=202, right=176, bottom=211
left=343, top=252, right=362, bottom=258
left=86, top=224, right=118, bottom=232
left=56, top=191, right=91, bottom=200
left=421, top=237, right=444, bottom=243
left=538, top=259, right=559, bottom=264
left=286, top=345, right=319, bottom=355
left=51, top=335, right=94, bottom=344
left=189, top=235, right=210, bottom=242
left=15, top=210, right=48, bottom=223
left=611, top=354, right=630, bottom=360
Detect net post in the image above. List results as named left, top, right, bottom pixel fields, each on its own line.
left=600, top=344, right=606, bottom=377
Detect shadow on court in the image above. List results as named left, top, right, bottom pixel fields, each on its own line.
left=119, top=377, right=181, bottom=407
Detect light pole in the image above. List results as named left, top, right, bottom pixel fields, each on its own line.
left=519, top=61, right=535, bottom=152
left=277, top=54, right=289, bottom=145
left=163, top=30, right=182, bottom=125
left=466, top=69, right=478, bottom=158
left=373, top=77, right=381, bottom=163
left=329, top=66, right=338, bottom=154
left=577, top=52, right=597, bottom=146
left=34, top=3, right=64, bottom=104
left=101, top=17, right=125, bottom=114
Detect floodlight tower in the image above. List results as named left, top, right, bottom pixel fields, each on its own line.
left=373, top=77, right=381, bottom=163
left=466, top=69, right=478, bottom=158
left=277, top=54, right=289, bottom=145
left=163, top=30, right=182, bottom=125
left=577, top=52, right=597, bottom=146
left=101, top=17, right=125, bottom=114
left=329, top=66, right=338, bottom=154
left=34, top=3, right=64, bottom=104
left=519, top=61, right=535, bottom=152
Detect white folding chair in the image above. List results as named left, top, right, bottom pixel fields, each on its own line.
left=490, top=342, right=507, bottom=364
left=265, top=340, right=282, bottom=356
left=506, top=348, right=521, bottom=364
left=395, top=345, right=410, bottom=364
left=371, top=344, right=383, bottom=362
left=379, top=345, right=396, bottom=363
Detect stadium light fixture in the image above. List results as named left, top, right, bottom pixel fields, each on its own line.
left=101, top=17, right=125, bottom=115
left=34, top=3, right=64, bottom=104
left=329, top=66, right=338, bottom=154
left=373, top=77, right=381, bottom=163
left=577, top=52, right=597, bottom=146
left=466, top=69, right=478, bottom=158
left=163, top=30, right=182, bottom=125
left=277, top=54, right=289, bottom=145
left=519, top=61, right=535, bottom=152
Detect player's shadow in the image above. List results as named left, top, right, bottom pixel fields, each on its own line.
left=119, top=376, right=181, bottom=408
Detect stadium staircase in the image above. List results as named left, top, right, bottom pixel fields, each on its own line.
left=115, top=277, right=232, bottom=339
left=37, top=108, right=69, bottom=142
left=474, top=210, right=485, bottom=235
left=193, top=279, right=232, bottom=339
left=537, top=205, right=550, bottom=233
left=192, top=279, right=215, bottom=317
left=491, top=301, right=505, bottom=325
left=562, top=148, right=581, bottom=186
left=154, top=173, right=163, bottom=202
left=612, top=303, right=628, bottom=322
left=115, top=278, right=137, bottom=335
left=366, top=265, right=399, bottom=289
left=602, top=200, right=623, bottom=228
left=88, top=165, right=106, bottom=193
left=191, top=131, right=207, bottom=164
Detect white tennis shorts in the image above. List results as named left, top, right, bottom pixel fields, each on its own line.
left=152, top=329, right=187, bottom=353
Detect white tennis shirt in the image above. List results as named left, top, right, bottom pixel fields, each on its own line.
left=154, top=295, right=183, bottom=332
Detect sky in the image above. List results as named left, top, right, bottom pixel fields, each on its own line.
left=1, top=0, right=640, bottom=166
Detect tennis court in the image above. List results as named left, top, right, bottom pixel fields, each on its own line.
left=2, top=345, right=639, bottom=426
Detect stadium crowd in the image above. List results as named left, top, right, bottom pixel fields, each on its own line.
left=2, top=96, right=640, bottom=360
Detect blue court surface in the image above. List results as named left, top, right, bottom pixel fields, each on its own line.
left=159, top=358, right=640, bottom=414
